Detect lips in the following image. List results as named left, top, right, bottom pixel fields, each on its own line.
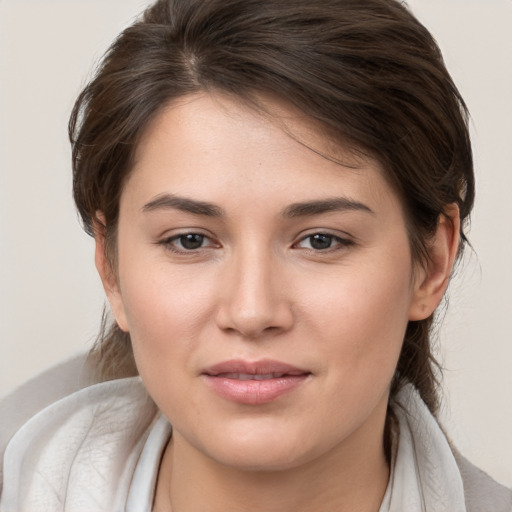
left=202, top=359, right=311, bottom=405
left=218, top=373, right=293, bottom=380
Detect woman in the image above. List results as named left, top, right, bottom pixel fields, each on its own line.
left=1, top=0, right=510, bottom=510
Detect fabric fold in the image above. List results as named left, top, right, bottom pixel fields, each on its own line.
left=0, top=378, right=158, bottom=512
left=379, top=385, right=466, bottom=511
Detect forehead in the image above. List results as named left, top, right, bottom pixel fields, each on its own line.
left=125, top=92, right=398, bottom=214
left=136, top=92, right=370, bottom=165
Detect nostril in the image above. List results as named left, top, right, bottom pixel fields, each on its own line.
left=216, top=307, right=293, bottom=340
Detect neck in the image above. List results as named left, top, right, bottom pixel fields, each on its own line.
left=153, top=409, right=390, bottom=512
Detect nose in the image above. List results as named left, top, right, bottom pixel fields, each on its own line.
left=215, top=246, right=294, bottom=339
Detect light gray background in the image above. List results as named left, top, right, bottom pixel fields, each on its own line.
left=1, top=0, right=511, bottom=486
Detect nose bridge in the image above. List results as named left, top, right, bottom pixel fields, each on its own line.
left=217, top=240, right=292, bottom=337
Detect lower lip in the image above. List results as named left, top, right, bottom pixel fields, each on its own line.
left=203, top=374, right=309, bottom=405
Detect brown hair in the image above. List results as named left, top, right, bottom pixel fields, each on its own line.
left=70, top=0, right=474, bottom=421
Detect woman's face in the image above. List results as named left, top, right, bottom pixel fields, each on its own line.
left=103, top=93, right=427, bottom=471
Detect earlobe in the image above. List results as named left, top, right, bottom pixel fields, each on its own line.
left=409, top=204, right=461, bottom=321
left=93, top=214, right=130, bottom=332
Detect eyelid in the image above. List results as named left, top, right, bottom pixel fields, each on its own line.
left=292, top=230, right=355, bottom=251
left=157, top=230, right=221, bottom=254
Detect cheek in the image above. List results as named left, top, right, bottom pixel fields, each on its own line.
left=295, top=259, right=413, bottom=436
left=303, top=252, right=414, bottom=378
left=116, top=260, right=216, bottom=371
left=117, top=269, right=213, bottom=425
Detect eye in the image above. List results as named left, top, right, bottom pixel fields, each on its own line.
left=295, top=233, right=351, bottom=251
left=160, top=232, right=217, bottom=252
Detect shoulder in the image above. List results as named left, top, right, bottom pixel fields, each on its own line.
left=0, top=352, right=96, bottom=483
left=453, top=450, right=512, bottom=512
left=1, top=353, right=93, bottom=428
left=392, top=383, right=511, bottom=512
left=0, top=356, right=159, bottom=511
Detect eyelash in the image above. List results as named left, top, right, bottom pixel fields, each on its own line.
left=158, top=233, right=219, bottom=254
left=158, top=231, right=354, bottom=255
left=293, top=233, right=354, bottom=253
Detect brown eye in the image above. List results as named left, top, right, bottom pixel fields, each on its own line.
left=308, top=234, right=334, bottom=250
left=298, top=234, right=337, bottom=250
left=295, top=233, right=353, bottom=252
left=177, top=233, right=206, bottom=250
left=160, top=232, right=215, bottom=253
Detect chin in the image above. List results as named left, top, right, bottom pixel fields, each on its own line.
left=216, top=448, right=310, bottom=473
left=197, top=426, right=322, bottom=473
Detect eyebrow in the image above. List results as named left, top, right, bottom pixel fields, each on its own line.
left=142, top=194, right=224, bottom=217
left=281, top=198, right=374, bottom=218
left=142, top=194, right=373, bottom=218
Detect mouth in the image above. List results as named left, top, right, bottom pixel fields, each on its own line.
left=202, top=359, right=311, bottom=405
left=215, top=372, right=302, bottom=380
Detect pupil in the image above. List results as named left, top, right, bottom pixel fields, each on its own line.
left=310, top=234, right=332, bottom=250
left=181, top=234, right=204, bottom=250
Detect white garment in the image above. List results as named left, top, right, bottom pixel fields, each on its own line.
left=379, top=387, right=466, bottom=511
left=1, top=378, right=159, bottom=512
left=126, top=414, right=171, bottom=512
left=0, top=377, right=503, bottom=511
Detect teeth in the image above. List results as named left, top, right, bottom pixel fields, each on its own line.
left=221, top=373, right=285, bottom=380
left=254, top=374, right=277, bottom=381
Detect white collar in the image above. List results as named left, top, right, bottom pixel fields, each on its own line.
left=1, top=377, right=158, bottom=512
left=379, top=384, right=467, bottom=512
left=126, top=414, right=171, bottom=512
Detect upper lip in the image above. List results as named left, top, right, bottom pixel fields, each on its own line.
left=202, top=359, right=310, bottom=377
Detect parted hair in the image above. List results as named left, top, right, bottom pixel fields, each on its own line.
left=70, top=0, right=474, bottom=435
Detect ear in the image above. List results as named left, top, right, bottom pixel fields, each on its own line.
left=94, top=213, right=130, bottom=332
left=408, top=204, right=461, bottom=321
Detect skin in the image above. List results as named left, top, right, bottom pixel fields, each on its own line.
left=96, top=93, right=459, bottom=512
